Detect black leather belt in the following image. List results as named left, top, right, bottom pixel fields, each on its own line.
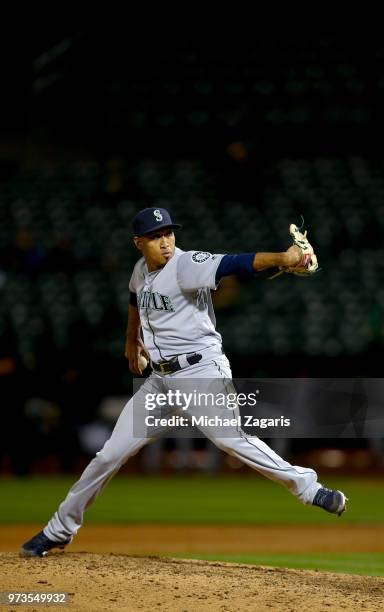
left=152, top=353, right=202, bottom=375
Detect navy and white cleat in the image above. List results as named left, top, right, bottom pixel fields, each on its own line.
left=20, top=530, right=71, bottom=557
left=312, top=487, right=348, bottom=517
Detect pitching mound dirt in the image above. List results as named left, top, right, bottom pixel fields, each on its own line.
left=1, top=553, right=383, bottom=611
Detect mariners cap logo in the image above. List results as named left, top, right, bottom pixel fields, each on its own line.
left=154, top=209, right=163, bottom=222
left=192, top=251, right=211, bottom=263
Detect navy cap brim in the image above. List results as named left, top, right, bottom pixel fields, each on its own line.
left=135, top=222, right=182, bottom=236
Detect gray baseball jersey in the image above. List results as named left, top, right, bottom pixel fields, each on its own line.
left=129, top=247, right=225, bottom=361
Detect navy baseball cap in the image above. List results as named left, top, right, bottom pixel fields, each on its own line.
left=132, top=207, right=182, bottom=236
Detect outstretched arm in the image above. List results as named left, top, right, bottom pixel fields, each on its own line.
left=215, top=245, right=303, bottom=282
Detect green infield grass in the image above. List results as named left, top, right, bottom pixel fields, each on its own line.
left=0, top=475, right=383, bottom=524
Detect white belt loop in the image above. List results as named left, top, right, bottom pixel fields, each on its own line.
left=178, top=354, right=189, bottom=369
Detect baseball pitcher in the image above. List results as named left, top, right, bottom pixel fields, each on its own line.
left=21, top=207, right=347, bottom=557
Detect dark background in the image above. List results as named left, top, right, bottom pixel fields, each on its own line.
left=1, top=32, right=383, bottom=474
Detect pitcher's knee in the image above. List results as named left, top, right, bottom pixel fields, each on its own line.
left=96, top=440, right=145, bottom=467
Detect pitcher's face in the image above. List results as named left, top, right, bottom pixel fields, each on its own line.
left=134, top=228, right=176, bottom=271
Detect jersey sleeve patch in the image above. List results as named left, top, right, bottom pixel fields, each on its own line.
left=191, top=251, right=212, bottom=263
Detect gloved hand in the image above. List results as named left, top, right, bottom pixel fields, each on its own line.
left=270, top=222, right=319, bottom=279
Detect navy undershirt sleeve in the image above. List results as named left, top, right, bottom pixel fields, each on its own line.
left=129, top=291, right=138, bottom=307
left=215, top=253, right=256, bottom=284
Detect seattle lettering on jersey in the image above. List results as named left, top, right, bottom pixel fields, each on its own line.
left=139, top=291, right=175, bottom=312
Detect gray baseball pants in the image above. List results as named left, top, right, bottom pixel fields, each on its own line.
left=44, top=348, right=321, bottom=542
